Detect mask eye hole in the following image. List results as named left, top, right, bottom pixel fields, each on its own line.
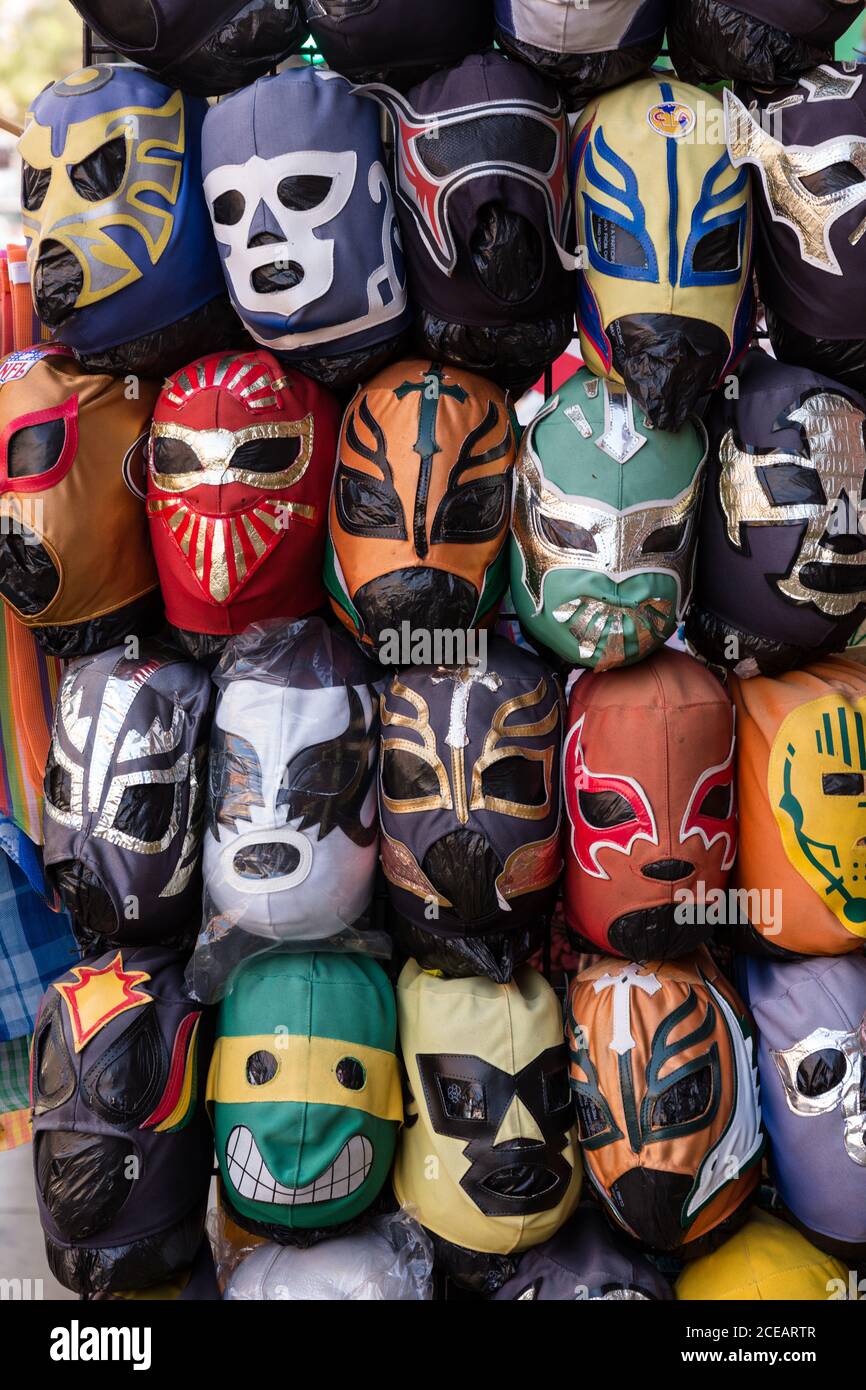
left=801, top=161, right=866, bottom=197
left=539, top=515, right=598, bottom=552
left=246, top=1050, right=278, bottom=1086
left=7, top=418, right=67, bottom=480
left=590, top=212, right=649, bottom=270
left=578, top=788, right=635, bottom=828
left=382, top=748, right=440, bottom=802
left=650, top=1064, right=712, bottom=1129
left=115, top=783, right=175, bottom=842
left=822, top=772, right=865, bottom=796
left=32, top=998, right=75, bottom=1112
left=152, top=436, right=201, bottom=476
left=438, top=1075, right=487, bottom=1121
left=212, top=189, right=246, bottom=226
left=643, top=519, right=687, bottom=553
left=698, top=782, right=732, bottom=819
left=481, top=755, right=547, bottom=808
left=277, top=174, right=333, bottom=211
left=335, top=1057, right=366, bottom=1090
left=336, top=463, right=406, bottom=538
left=432, top=477, right=509, bottom=544
left=692, top=222, right=740, bottom=273
left=796, top=1047, right=847, bottom=1096
left=758, top=462, right=826, bottom=507
left=21, top=162, right=50, bottom=212
left=68, top=135, right=127, bottom=202
left=82, top=1008, right=166, bottom=1128
left=543, top=1067, right=571, bottom=1114
left=232, top=437, right=302, bottom=475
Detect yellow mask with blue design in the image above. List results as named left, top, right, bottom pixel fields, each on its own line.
left=572, top=76, right=754, bottom=430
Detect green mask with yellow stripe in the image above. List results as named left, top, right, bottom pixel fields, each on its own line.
left=208, top=951, right=401, bottom=1233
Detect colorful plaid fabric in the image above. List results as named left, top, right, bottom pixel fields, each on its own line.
left=0, top=609, right=63, bottom=848
left=0, top=1032, right=30, bottom=1111
left=0, top=1107, right=31, bottom=1151
left=0, top=849, right=76, bottom=1041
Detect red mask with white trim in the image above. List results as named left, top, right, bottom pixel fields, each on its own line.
left=563, top=649, right=737, bottom=960
left=147, top=350, right=340, bottom=641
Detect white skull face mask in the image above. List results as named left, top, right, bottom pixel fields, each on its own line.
left=204, top=674, right=380, bottom=940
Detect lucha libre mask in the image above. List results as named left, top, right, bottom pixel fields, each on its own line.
left=511, top=367, right=706, bottom=670
left=492, top=1203, right=674, bottom=1300
left=395, top=960, right=582, bottom=1277
left=686, top=351, right=866, bottom=677
left=0, top=345, right=161, bottom=657
left=201, top=66, right=410, bottom=390
left=567, top=949, right=763, bottom=1255
left=572, top=76, right=754, bottom=430
left=726, top=65, right=866, bottom=392
left=303, top=0, right=494, bottom=86
left=731, top=654, right=866, bottom=956
left=68, top=0, right=305, bottom=97
left=31, top=946, right=214, bottom=1294
left=208, top=951, right=401, bottom=1240
left=379, top=640, right=563, bottom=980
left=19, top=65, right=231, bottom=375
left=147, top=351, right=340, bottom=656
left=199, top=621, right=381, bottom=986
left=563, top=650, right=737, bottom=960
left=494, top=0, right=667, bottom=109
left=370, top=52, right=575, bottom=393
left=675, top=1207, right=850, bottom=1299
left=326, top=360, right=516, bottom=653
left=42, top=645, right=213, bottom=951
left=739, top=953, right=866, bottom=1259
left=670, top=0, right=864, bottom=86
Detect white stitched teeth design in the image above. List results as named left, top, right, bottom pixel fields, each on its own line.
left=225, top=1127, right=373, bottom=1205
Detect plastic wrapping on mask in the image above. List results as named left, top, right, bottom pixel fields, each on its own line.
left=731, top=917, right=808, bottom=960
left=217, top=1206, right=434, bottom=1299
left=30, top=237, right=84, bottom=334
left=217, top=1179, right=395, bottom=1251
left=607, top=906, right=714, bottom=961
left=765, top=306, right=866, bottom=399
left=90, top=1236, right=222, bottom=1301
left=31, top=591, right=165, bottom=660
left=168, top=625, right=232, bottom=670
left=667, top=0, right=833, bottom=85
left=607, top=313, right=736, bottom=431
left=684, top=598, right=859, bottom=679
left=155, top=1, right=305, bottom=97
left=416, top=307, right=574, bottom=397
left=305, top=2, right=495, bottom=87
left=289, top=326, right=414, bottom=393
left=43, top=1198, right=209, bottom=1297
left=426, top=1228, right=517, bottom=1295
left=493, top=32, right=664, bottom=110
left=390, top=912, right=546, bottom=984
left=0, top=531, right=59, bottom=615
left=73, top=295, right=244, bottom=379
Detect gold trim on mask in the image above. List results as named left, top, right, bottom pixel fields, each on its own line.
left=149, top=417, right=314, bottom=492
left=470, top=679, right=558, bottom=819
left=379, top=683, right=453, bottom=813
left=379, top=828, right=453, bottom=907
left=495, top=824, right=564, bottom=900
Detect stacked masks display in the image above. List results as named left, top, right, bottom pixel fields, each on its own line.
left=395, top=960, right=582, bottom=1293
left=669, top=0, right=864, bottom=86
left=208, top=950, right=401, bottom=1242
left=492, top=1204, right=674, bottom=1300
left=303, top=0, right=495, bottom=87
left=19, top=65, right=234, bottom=376
left=42, top=645, right=213, bottom=952
left=147, top=350, right=340, bottom=662
left=371, top=52, right=575, bottom=394
left=31, top=946, right=214, bottom=1294
left=68, top=1, right=305, bottom=97
left=326, top=360, right=516, bottom=653
left=379, top=639, right=563, bottom=981
left=572, top=75, right=754, bottom=429
left=0, top=344, right=161, bottom=657
left=739, top=953, right=866, bottom=1259
left=674, top=1208, right=850, bottom=1300
left=511, top=367, right=706, bottom=669
left=563, top=649, right=737, bottom=960
left=567, top=948, right=764, bottom=1255
left=201, top=66, right=411, bottom=389
left=686, top=350, right=866, bottom=676
left=494, top=0, right=668, bottom=109
left=725, top=64, right=866, bottom=393
left=731, top=654, right=866, bottom=957
left=197, top=620, right=382, bottom=997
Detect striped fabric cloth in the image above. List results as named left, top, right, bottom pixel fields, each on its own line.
left=0, top=1107, right=31, bottom=1151
left=0, top=1032, right=29, bottom=1113
left=0, top=609, right=62, bottom=848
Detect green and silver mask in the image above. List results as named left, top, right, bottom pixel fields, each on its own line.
left=510, top=369, right=706, bottom=669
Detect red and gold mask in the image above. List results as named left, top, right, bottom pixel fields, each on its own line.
left=563, top=650, right=737, bottom=959
left=147, top=350, right=340, bottom=638
left=567, top=948, right=763, bottom=1254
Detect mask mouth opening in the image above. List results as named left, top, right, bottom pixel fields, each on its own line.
left=47, top=860, right=118, bottom=939
left=33, top=240, right=84, bottom=328
left=799, top=561, right=866, bottom=592
left=232, top=840, right=302, bottom=880
left=423, top=830, right=502, bottom=925
left=0, top=531, right=60, bottom=616
left=36, top=1130, right=137, bottom=1239
left=224, top=826, right=313, bottom=894
left=471, top=203, right=545, bottom=305
left=481, top=1158, right=560, bottom=1201
left=247, top=231, right=305, bottom=294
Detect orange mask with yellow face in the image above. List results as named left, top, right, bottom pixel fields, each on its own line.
left=566, top=948, right=763, bottom=1254
left=324, top=359, right=516, bottom=653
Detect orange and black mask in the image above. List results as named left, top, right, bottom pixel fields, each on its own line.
left=325, top=359, right=516, bottom=654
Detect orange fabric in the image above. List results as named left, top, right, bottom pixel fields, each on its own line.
left=6, top=245, right=42, bottom=352
left=0, top=255, right=12, bottom=360
left=0, top=1107, right=31, bottom=1151
left=7, top=609, right=57, bottom=800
